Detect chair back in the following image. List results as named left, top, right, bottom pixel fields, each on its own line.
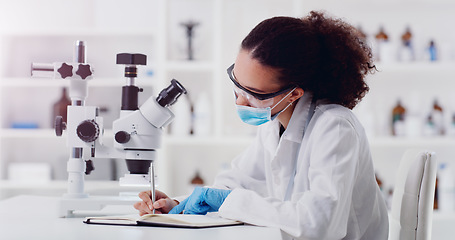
left=389, top=149, right=437, bottom=240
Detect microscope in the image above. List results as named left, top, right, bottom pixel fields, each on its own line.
left=31, top=41, right=187, bottom=217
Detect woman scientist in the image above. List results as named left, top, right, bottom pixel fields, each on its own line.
left=134, top=11, right=389, bottom=239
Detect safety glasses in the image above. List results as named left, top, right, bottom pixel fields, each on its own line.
left=227, top=64, right=294, bottom=101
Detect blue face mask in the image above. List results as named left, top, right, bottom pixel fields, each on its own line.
left=236, top=88, right=296, bottom=126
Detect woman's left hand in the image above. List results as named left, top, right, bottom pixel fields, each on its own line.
left=168, top=187, right=231, bottom=214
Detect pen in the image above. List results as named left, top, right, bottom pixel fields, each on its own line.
left=150, top=161, right=156, bottom=214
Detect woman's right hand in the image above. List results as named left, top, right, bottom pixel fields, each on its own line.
left=134, top=190, right=179, bottom=215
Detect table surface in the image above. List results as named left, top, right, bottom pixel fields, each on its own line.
left=1, top=183, right=455, bottom=239
left=0, top=195, right=283, bottom=240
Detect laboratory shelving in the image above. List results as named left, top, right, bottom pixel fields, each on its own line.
left=1, top=0, right=455, bottom=199
left=0, top=0, right=291, bottom=195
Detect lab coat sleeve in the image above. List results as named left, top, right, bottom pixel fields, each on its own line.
left=212, top=128, right=268, bottom=196
left=219, top=114, right=360, bottom=240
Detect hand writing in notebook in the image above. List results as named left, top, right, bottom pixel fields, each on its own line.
left=134, top=189, right=179, bottom=216
left=169, top=187, right=232, bottom=215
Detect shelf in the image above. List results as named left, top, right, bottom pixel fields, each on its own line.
left=0, top=78, right=69, bottom=88
left=0, top=28, right=158, bottom=37
left=0, top=77, right=157, bottom=88
left=4, top=129, right=453, bottom=148
left=374, top=62, right=455, bottom=73
left=0, top=129, right=255, bottom=147
left=0, top=129, right=117, bottom=139
left=165, top=135, right=455, bottom=148
left=369, top=136, right=455, bottom=147
left=165, top=61, right=215, bottom=72
left=302, top=0, right=455, bottom=9
left=0, top=129, right=56, bottom=138
left=163, top=135, right=254, bottom=146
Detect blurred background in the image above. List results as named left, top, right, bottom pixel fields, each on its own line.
left=0, top=0, right=455, bottom=227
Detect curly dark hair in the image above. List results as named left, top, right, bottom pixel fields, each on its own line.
left=241, top=11, right=375, bottom=109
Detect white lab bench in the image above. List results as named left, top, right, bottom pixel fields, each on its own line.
left=1, top=181, right=454, bottom=239
left=0, top=195, right=283, bottom=240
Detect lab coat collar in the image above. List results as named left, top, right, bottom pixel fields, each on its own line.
left=280, top=93, right=314, bottom=143
left=261, top=93, right=313, bottom=153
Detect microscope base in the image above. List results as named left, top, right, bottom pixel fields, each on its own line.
left=119, top=173, right=151, bottom=187
left=58, top=195, right=140, bottom=218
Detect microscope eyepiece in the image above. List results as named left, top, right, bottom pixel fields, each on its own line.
left=156, top=79, right=187, bottom=107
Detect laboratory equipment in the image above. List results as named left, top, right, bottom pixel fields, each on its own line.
left=399, top=26, right=415, bottom=62
left=374, top=26, right=392, bottom=63
left=31, top=41, right=187, bottom=217
left=180, top=20, right=200, bottom=60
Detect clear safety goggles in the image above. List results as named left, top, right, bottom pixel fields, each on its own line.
left=227, top=63, right=295, bottom=108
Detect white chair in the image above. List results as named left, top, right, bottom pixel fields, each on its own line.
left=389, top=149, right=437, bottom=240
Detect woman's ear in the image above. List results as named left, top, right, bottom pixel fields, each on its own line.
left=289, top=87, right=304, bottom=102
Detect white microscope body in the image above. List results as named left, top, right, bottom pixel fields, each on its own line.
left=31, top=41, right=186, bottom=217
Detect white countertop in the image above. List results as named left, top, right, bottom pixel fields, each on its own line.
left=1, top=181, right=455, bottom=239
left=0, top=195, right=283, bottom=240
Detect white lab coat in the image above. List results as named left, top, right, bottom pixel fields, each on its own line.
left=214, top=94, right=389, bottom=240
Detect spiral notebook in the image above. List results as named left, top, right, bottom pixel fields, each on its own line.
left=84, top=213, right=243, bottom=228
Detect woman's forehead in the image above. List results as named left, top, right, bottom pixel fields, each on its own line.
left=233, top=50, right=282, bottom=93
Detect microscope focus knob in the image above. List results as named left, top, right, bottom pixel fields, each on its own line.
left=57, top=63, right=73, bottom=79
left=76, top=64, right=93, bottom=80
left=115, top=131, right=131, bottom=144
left=55, top=116, right=66, bottom=137
left=76, top=120, right=100, bottom=142
left=85, top=160, right=95, bottom=175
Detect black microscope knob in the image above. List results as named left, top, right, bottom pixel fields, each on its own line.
left=76, top=64, right=93, bottom=80
left=85, top=160, right=95, bottom=175
left=116, top=53, right=147, bottom=65
left=115, top=131, right=131, bottom=144
left=55, top=116, right=66, bottom=136
left=76, top=120, right=100, bottom=142
left=57, top=63, right=73, bottom=78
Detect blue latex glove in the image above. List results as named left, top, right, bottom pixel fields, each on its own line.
left=168, top=187, right=231, bottom=215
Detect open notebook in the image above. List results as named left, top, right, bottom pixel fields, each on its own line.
left=84, top=212, right=243, bottom=228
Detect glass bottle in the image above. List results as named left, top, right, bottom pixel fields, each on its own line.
left=432, top=99, right=444, bottom=135
left=401, top=27, right=412, bottom=45
left=448, top=114, right=455, bottom=136
left=400, top=26, right=414, bottom=61
left=428, top=40, right=438, bottom=61
left=392, top=100, right=406, bottom=136
left=356, top=25, right=367, bottom=42
left=52, top=87, right=71, bottom=127
left=188, top=170, right=204, bottom=194
left=375, top=26, right=389, bottom=41
left=190, top=171, right=204, bottom=186
left=423, top=115, right=437, bottom=136
left=375, top=26, right=390, bottom=62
